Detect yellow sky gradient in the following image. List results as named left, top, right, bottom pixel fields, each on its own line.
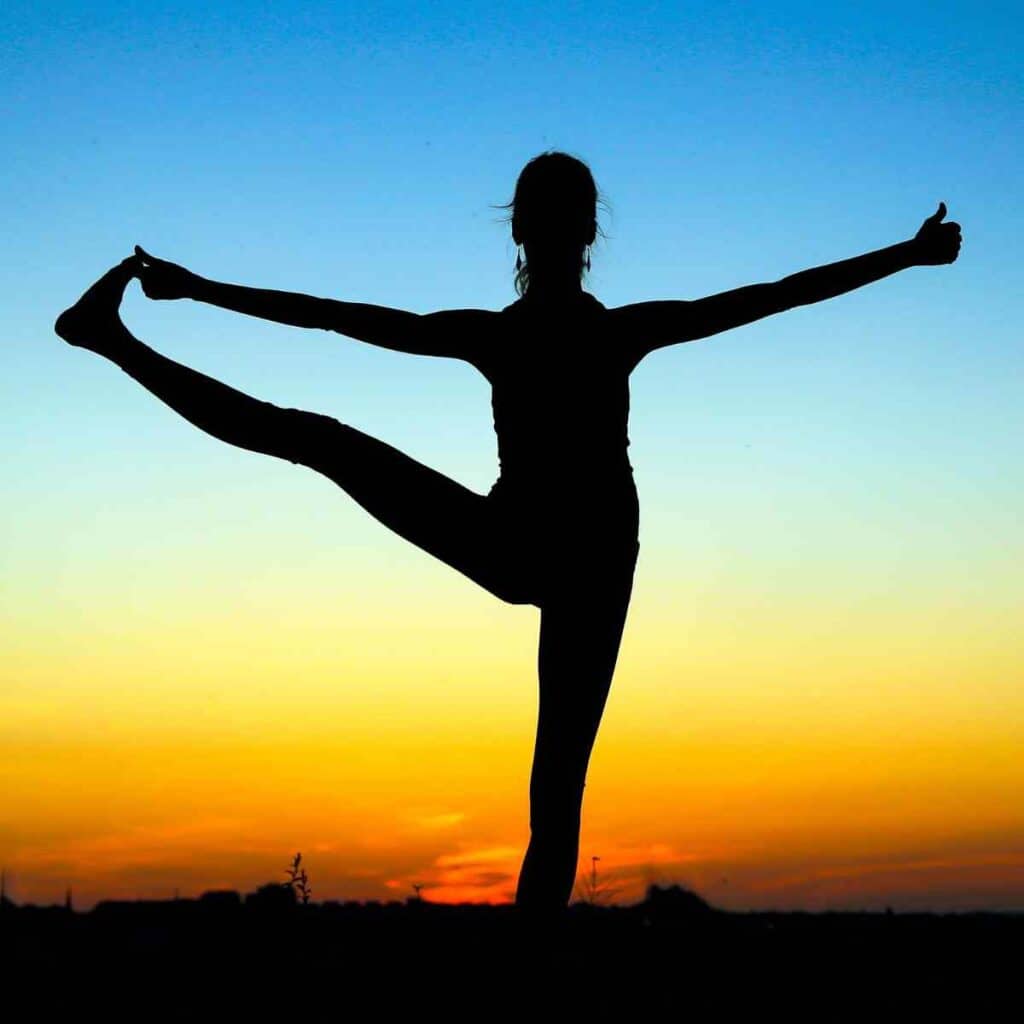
left=4, top=550, right=1022, bottom=911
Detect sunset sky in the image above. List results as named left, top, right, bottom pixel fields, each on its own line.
left=3, top=1, right=1022, bottom=911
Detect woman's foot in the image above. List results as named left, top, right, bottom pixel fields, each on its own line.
left=55, top=256, right=139, bottom=355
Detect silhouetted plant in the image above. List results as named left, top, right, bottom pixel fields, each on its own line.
left=286, top=852, right=312, bottom=904
left=573, top=855, right=622, bottom=907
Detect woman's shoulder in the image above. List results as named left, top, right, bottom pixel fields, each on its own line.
left=500, top=291, right=606, bottom=313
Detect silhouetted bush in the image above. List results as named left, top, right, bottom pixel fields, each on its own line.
left=642, top=884, right=715, bottom=919
left=245, top=882, right=297, bottom=911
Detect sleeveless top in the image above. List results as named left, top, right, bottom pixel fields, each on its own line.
left=471, top=292, right=639, bottom=538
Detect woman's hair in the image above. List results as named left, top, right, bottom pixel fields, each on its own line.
left=498, top=151, right=607, bottom=296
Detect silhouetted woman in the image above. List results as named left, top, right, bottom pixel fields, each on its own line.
left=55, top=152, right=962, bottom=920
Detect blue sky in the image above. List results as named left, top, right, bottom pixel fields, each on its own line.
left=4, top=0, right=1021, bottom=618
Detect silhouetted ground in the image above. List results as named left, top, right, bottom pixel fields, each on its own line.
left=3, top=886, right=1019, bottom=1017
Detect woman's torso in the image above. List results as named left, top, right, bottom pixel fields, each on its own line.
left=475, top=291, right=639, bottom=542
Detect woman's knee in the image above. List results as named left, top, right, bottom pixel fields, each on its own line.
left=273, top=407, right=347, bottom=467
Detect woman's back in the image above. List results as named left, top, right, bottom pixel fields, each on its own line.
left=479, top=292, right=636, bottom=502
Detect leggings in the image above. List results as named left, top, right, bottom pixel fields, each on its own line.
left=106, top=328, right=640, bottom=913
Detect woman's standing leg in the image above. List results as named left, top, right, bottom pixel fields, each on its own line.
left=514, top=550, right=637, bottom=918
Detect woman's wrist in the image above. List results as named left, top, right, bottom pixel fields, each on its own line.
left=187, top=273, right=212, bottom=302
left=896, top=238, right=922, bottom=268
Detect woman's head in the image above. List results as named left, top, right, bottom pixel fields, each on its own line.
left=502, top=151, right=604, bottom=296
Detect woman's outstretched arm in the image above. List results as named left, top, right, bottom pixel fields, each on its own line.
left=133, top=246, right=494, bottom=363
left=615, top=203, right=962, bottom=364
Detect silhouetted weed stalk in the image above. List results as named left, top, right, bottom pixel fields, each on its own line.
left=573, top=855, right=621, bottom=907
left=286, top=852, right=312, bottom=904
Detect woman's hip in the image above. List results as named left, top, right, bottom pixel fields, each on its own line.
left=483, top=479, right=639, bottom=606
left=504, top=521, right=639, bottom=607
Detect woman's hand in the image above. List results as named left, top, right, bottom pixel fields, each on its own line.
left=133, top=245, right=201, bottom=300
left=911, top=203, right=962, bottom=265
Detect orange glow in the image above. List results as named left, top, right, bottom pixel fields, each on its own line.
left=3, top=542, right=1023, bottom=912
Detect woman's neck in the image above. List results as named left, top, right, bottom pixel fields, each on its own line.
left=521, top=244, right=585, bottom=301
left=524, top=280, right=583, bottom=303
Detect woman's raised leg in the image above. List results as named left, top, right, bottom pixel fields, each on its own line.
left=55, top=259, right=527, bottom=604
left=514, top=556, right=637, bottom=919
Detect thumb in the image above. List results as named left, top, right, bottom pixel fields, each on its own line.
left=926, top=202, right=947, bottom=225
left=134, top=244, right=156, bottom=263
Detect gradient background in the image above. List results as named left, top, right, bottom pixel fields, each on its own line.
left=3, top=1, right=1022, bottom=911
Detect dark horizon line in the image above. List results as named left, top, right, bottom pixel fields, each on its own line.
left=5, top=889, right=1023, bottom=917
